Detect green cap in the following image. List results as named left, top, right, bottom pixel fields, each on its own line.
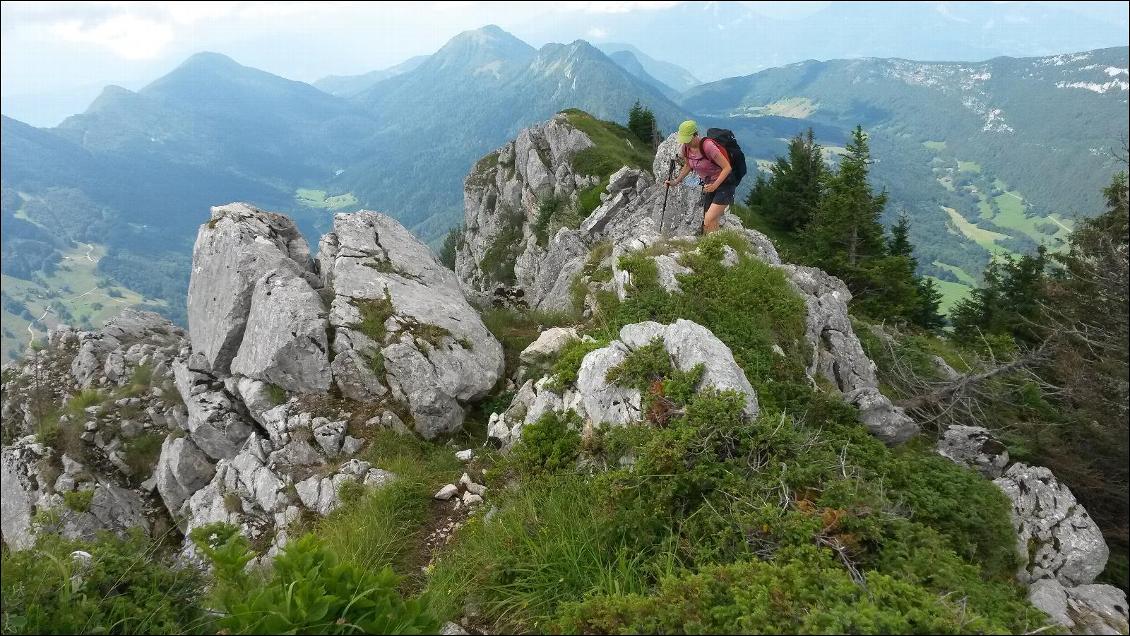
left=677, top=120, right=698, bottom=144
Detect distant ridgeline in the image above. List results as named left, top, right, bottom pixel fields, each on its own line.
left=1, top=23, right=1125, bottom=359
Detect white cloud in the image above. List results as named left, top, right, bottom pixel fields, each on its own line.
left=935, top=2, right=970, bottom=23
left=51, top=14, right=175, bottom=60
left=586, top=26, right=609, bottom=39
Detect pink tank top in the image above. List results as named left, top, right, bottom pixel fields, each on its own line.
left=684, top=138, right=725, bottom=182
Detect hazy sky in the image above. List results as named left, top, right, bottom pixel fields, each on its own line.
left=2, top=1, right=1128, bottom=127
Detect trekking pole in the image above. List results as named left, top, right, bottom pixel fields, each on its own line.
left=659, top=158, right=676, bottom=236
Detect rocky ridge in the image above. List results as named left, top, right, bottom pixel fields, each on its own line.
left=3, top=204, right=503, bottom=560
left=2, top=114, right=1125, bottom=634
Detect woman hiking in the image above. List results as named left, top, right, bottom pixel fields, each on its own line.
left=664, top=119, right=735, bottom=234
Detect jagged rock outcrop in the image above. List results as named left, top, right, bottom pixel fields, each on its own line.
left=994, top=463, right=1109, bottom=587
left=937, top=425, right=1009, bottom=478
left=187, top=203, right=329, bottom=391
left=456, top=116, right=707, bottom=312
left=319, top=211, right=504, bottom=438
left=781, top=264, right=918, bottom=444
left=489, top=319, right=757, bottom=448
left=1, top=312, right=191, bottom=551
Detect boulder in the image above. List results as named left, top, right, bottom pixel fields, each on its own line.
left=1028, top=578, right=1129, bottom=635
left=155, top=436, right=216, bottom=516
left=187, top=203, right=317, bottom=375
left=519, top=327, right=580, bottom=365
left=937, top=425, right=1009, bottom=478
left=319, top=212, right=504, bottom=438
left=229, top=271, right=330, bottom=393
left=994, top=464, right=1109, bottom=586
left=663, top=319, right=758, bottom=418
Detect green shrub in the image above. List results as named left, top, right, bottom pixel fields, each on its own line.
left=65, top=389, right=106, bottom=420
left=1, top=530, right=210, bottom=634
left=560, top=549, right=1032, bottom=635
left=596, top=230, right=810, bottom=411
left=424, top=475, right=660, bottom=632
left=560, top=109, right=654, bottom=182
left=545, top=337, right=607, bottom=391
left=508, top=411, right=583, bottom=475
left=62, top=489, right=94, bottom=513
left=192, top=526, right=438, bottom=634
left=122, top=432, right=164, bottom=479
left=576, top=184, right=604, bottom=220
left=266, top=383, right=288, bottom=406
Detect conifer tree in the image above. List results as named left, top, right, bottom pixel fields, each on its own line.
left=913, top=277, right=946, bottom=330
left=745, top=129, right=825, bottom=231
left=807, top=126, right=888, bottom=268
left=889, top=212, right=915, bottom=261
left=627, top=101, right=659, bottom=150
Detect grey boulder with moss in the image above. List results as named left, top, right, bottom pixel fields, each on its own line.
left=994, top=463, right=1109, bottom=587
left=493, top=319, right=757, bottom=447
left=319, top=211, right=504, bottom=438
left=187, top=203, right=328, bottom=391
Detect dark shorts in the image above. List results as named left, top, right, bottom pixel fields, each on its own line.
left=702, top=180, right=736, bottom=210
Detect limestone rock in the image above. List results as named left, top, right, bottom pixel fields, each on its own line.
left=155, top=436, right=216, bottom=517
left=937, top=425, right=1009, bottom=478
left=1028, top=578, right=1129, bottom=635
left=172, top=361, right=253, bottom=460
left=187, top=203, right=317, bottom=375
left=229, top=271, right=330, bottom=393
left=663, top=319, right=758, bottom=418
left=994, top=464, right=1109, bottom=586
left=320, top=212, right=504, bottom=438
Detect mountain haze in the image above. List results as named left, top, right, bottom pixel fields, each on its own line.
left=2, top=25, right=1126, bottom=361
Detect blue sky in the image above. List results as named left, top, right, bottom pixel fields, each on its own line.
left=2, top=1, right=1127, bottom=127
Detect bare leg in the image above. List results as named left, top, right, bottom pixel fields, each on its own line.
left=703, top=203, right=727, bottom=234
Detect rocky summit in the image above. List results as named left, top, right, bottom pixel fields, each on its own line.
left=2, top=111, right=1125, bottom=635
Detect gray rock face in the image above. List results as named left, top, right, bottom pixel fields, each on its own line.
left=187, top=203, right=319, bottom=376
left=994, top=464, right=1109, bottom=587
left=229, top=271, right=330, bottom=393
left=457, top=114, right=595, bottom=306
left=576, top=341, right=642, bottom=427
left=295, top=460, right=394, bottom=516
left=1, top=439, right=47, bottom=550
left=1028, top=578, right=1129, bottom=635
left=782, top=264, right=918, bottom=444
left=155, top=436, right=216, bottom=517
left=172, top=361, right=253, bottom=460
left=937, top=425, right=1009, bottom=478
left=663, top=319, right=758, bottom=418
left=319, top=212, right=504, bottom=438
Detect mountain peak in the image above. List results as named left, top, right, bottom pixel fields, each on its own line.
left=177, top=51, right=241, bottom=71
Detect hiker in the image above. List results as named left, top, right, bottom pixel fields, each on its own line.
left=664, top=120, right=735, bottom=234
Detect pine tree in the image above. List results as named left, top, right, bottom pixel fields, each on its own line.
left=627, top=101, right=659, bottom=150
left=807, top=126, right=888, bottom=268
left=889, top=212, right=915, bottom=261
left=913, top=277, right=946, bottom=330
left=744, top=129, right=824, bottom=231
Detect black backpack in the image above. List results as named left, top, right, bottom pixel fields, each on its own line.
left=697, top=128, right=747, bottom=186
